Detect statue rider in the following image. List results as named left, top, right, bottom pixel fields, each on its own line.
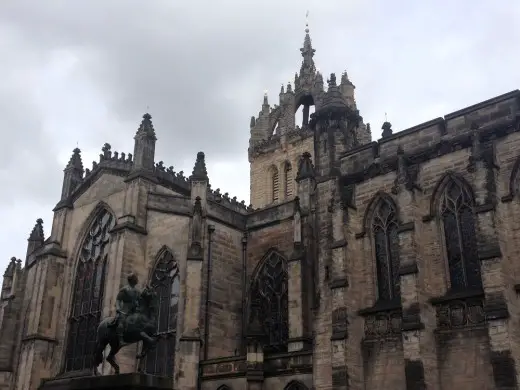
left=108, top=272, right=141, bottom=346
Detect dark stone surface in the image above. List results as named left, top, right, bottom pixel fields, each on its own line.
left=39, top=373, right=173, bottom=390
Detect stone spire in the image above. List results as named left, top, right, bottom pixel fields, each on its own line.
left=136, top=113, right=156, bottom=138
left=28, top=218, right=44, bottom=242
left=190, top=152, right=209, bottom=181
left=300, top=15, right=316, bottom=72
left=320, top=73, right=348, bottom=111
left=26, top=218, right=44, bottom=259
left=66, top=148, right=84, bottom=172
left=132, top=113, right=157, bottom=171
left=60, top=148, right=84, bottom=200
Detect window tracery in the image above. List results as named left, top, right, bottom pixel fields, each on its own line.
left=144, top=249, right=179, bottom=377
left=372, top=197, right=400, bottom=302
left=439, top=178, right=482, bottom=291
left=64, top=207, right=114, bottom=372
left=249, top=250, right=288, bottom=353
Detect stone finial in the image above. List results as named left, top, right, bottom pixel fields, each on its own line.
left=190, top=152, right=209, bottom=181
left=250, top=116, right=256, bottom=128
left=381, top=121, right=393, bottom=138
left=136, top=113, right=157, bottom=139
left=263, top=91, right=269, bottom=106
left=3, top=257, right=17, bottom=278
left=327, top=73, right=337, bottom=88
left=28, top=218, right=44, bottom=242
left=66, top=147, right=84, bottom=172
left=296, top=152, right=316, bottom=182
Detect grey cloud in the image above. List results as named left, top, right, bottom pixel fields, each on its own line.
left=1, top=0, right=520, bottom=265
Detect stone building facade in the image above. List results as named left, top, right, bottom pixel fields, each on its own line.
left=0, top=27, right=520, bottom=390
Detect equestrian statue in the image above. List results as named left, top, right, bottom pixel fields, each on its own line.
left=92, top=272, right=158, bottom=375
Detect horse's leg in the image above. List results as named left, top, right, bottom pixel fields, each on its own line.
left=92, top=340, right=105, bottom=376
left=136, top=332, right=157, bottom=359
left=106, top=340, right=121, bottom=375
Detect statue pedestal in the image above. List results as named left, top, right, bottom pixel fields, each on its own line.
left=38, top=373, right=173, bottom=390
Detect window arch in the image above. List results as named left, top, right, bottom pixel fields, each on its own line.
left=437, top=175, right=482, bottom=291
left=285, top=380, right=309, bottom=390
left=249, top=250, right=288, bottom=353
left=370, top=195, right=400, bottom=302
left=64, top=206, right=115, bottom=372
left=284, top=161, right=293, bottom=198
left=144, top=248, right=180, bottom=377
left=270, top=166, right=280, bottom=203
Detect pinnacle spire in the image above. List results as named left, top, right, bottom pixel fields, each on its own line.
left=136, top=113, right=156, bottom=139
left=300, top=12, right=316, bottom=72
left=66, top=147, right=84, bottom=172
left=28, top=218, right=44, bottom=242
left=190, top=152, right=209, bottom=181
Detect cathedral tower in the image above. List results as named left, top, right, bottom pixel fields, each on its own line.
left=248, top=23, right=371, bottom=209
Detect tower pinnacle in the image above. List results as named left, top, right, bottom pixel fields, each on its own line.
left=300, top=11, right=315, bottom=72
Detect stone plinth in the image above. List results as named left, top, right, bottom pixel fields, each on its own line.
left=38, top=373, right=173, bottom=390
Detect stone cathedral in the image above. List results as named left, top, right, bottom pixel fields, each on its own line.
left=2, top=26, right=520, bottom=390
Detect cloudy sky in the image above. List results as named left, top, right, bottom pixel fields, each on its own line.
left=1, top=1, right=519, bottom=269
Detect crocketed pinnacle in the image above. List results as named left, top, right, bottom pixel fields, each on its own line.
left=320, top=73, right=348, bottom=111
left=136, top=113, right=157, bottom=139
left=296, top=152, right=316, bottom=182
left=300, top=20, right=316, bottom=72
left=28, top=218, right=44, bottom=242
left=66, top=147, right=84, bottom=172
left=4, top=257, right=17, bottom=278
left=191, top=151, right=209, bottom=181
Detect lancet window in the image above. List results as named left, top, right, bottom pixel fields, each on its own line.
left=439, top=177, right=482, bottom=291
left=372, top=196, right=400, bottom=302
left=64, top=207, right=114, bottom=372
left=144, top=249, right=180, bottom=377
left=249, top=250, right=288, bottom=353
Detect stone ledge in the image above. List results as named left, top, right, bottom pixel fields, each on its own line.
left=39, top=373, right=173, bottom=390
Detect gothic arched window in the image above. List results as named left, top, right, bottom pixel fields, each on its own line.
left=249, top=250, right=288, bottom=353
left=271, top=166, right=280, bottom=202
left=145, top=249, right=179, bottom=377
left=372, top=196, right=400, bottom=302
left=64, top=207, right=115, bottom=372
left=284, top=161, right=293, bottom=198
left=285, top=380, right=309, bottom=390
left=439, top=177, right=482, bottom=291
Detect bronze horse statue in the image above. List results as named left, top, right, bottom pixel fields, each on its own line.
left=92, top=285, right=158, bottom=375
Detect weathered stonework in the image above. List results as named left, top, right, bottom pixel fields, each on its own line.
left=0, top=26, right=519, bottom=390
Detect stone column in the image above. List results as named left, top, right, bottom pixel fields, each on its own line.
left=329, top=185, right=349, bottom=390
left=291, top=152, right=316, bottom=353
left=468, top=127, right=518, bottom=389
left=177, top=152, right=209, bottom=390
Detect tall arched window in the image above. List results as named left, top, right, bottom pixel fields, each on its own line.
left=372, top=196, right=400, bottom=302
left=64, top=207, right=114, bottom=372
left=249, top=250, right=288, bottom=353
left=271, top=166, right=280, bottom=203
left=284, top=161, right=293, bottom=198
left=439, top=177, right=482, bottom=291
left=145, top=249, right=180, bottom=377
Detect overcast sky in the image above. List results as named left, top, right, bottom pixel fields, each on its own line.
left=1, top=1, right=519, bottom=270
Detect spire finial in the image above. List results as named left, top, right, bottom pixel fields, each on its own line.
left=190, top=151, right=209, bottom=181
left=385, top=112, right=388, bottom=122
left=305, top=10, right=310, bottom=33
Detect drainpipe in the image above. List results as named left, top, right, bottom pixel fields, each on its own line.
left=241, top=233, right=248, bottom=354
left=203, top=224, right=215, bottom=361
